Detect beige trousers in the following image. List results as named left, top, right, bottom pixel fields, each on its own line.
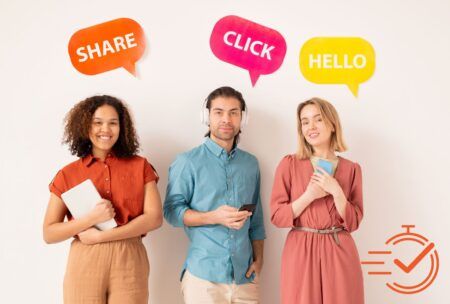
left=63, top=237, right=149, bottom=304
left=181, top=270, right=259, bottom=304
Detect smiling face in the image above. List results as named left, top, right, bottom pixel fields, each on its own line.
left=88, top=104, right=120, bottom=158
left=300, top=104, right=334, bottom=151
left=208, top=96, right=242, bottom=145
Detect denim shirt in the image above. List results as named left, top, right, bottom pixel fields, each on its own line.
left=164, top=138, right=266, bottom=284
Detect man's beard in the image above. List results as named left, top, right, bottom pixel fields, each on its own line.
left=211, top=127, right=238, bottom=141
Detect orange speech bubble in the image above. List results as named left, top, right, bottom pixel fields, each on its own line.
left=68, top=18, right=145, bottom=76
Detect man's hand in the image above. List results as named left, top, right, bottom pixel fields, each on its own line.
left=211, top=205, right=251, bottom=230
left=246, top=259, right=263, bottom=282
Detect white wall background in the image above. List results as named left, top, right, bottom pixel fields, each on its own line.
left=1, top=0, right=449, bottom=303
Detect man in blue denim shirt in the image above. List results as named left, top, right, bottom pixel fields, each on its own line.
left=164, top=87, right=266, bottom=303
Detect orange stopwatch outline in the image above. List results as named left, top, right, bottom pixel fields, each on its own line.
left=361, top=225, right=439, bottom=295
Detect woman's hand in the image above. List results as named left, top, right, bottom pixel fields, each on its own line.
left=87, top=199, right=115, bottom=225
left=292, top=178, right=328, bottom=218
left=305, top=179, right=328, bottom=201
left=311, top=167, right=344, bottom=198
left=78, top=227, right=103, bottom=245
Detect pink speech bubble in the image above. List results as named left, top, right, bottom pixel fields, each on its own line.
left=210, top=15, right=287, bottom=86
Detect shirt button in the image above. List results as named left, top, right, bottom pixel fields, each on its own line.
left=230, top=235, right=234, bottom=239
left=106, top=178, right=109, bottom=181
left=104, top=165, right=107, bottom=168
left=106, top=190, right=110, bottom=193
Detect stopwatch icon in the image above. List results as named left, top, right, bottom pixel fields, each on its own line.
left=361, top=225, right=439, bottom=294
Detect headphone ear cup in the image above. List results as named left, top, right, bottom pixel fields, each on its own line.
left=240, top=110, right=249, bottom=128
left=201, top=99, right=210, bottom=126
left=202, top=107, right=210, bottom=125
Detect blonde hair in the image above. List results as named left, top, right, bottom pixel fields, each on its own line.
left=296, top=97, right=347, bottom=159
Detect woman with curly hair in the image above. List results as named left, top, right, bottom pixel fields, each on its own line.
left=270, top=98, right=364, bottom=304
left=43, top=95, right=162, bottom=304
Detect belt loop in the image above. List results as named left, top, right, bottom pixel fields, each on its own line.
left=333, top=231, right=340, bottom=246
left=331, top=226, right=340, bottom=246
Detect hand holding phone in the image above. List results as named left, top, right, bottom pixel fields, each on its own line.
left=239, top=203, right=256, bottom=213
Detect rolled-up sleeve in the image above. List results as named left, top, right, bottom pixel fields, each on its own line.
left=342, top=163, right=364, bottom=232
left=163, top=154, right=194, bottom=227
left=249, top=167, right=266, bottom=240
left=270, top=156, right=295, bottom=228
left=144, top=158, right=159, bottom=184
left=49, top=170, right=67, bottom=198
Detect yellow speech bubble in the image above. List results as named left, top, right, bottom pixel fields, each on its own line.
left=300, top=37, right=375, bottom=97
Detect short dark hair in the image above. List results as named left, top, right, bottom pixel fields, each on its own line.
left=63, top=95, right=140, bottom=158
left=204, top=86, right=247, bottom=144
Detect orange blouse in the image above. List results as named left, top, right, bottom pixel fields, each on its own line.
left=49, top=154, right=158, bottom=226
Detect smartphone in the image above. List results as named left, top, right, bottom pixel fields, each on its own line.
left=239, top=203, right=256, bottom=212
left=316, top=159, right=333, bottom=175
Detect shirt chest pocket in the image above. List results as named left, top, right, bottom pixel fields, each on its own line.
left=234, top=172, right=257, bottom=204
left=118, top=172, right=145, bottom=210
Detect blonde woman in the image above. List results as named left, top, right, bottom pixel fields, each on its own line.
left=270, top=98, right=364, bottom=304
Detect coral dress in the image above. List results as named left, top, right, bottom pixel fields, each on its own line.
left=270, top=155, right=364, bottom=304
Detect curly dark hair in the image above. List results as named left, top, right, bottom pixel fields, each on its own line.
left=63, top=95, right=140, bottom=158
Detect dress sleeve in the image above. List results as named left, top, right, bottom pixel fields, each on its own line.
left=144, top=158, right=159, bottom=184
left=48, top=170, right=67, bottom=198
left=270, top=156, right=295, bottom=228
left=342, top=163, right=364, bottom=232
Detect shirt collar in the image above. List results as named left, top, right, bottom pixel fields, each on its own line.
left=82, top=154, right=95, bottom=167
left=82, top=152, right=116, bottom=167
left=204, top=137, right=237, bottom=159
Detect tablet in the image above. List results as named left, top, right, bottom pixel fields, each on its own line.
left=61, top=179, right=117, bottom=231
